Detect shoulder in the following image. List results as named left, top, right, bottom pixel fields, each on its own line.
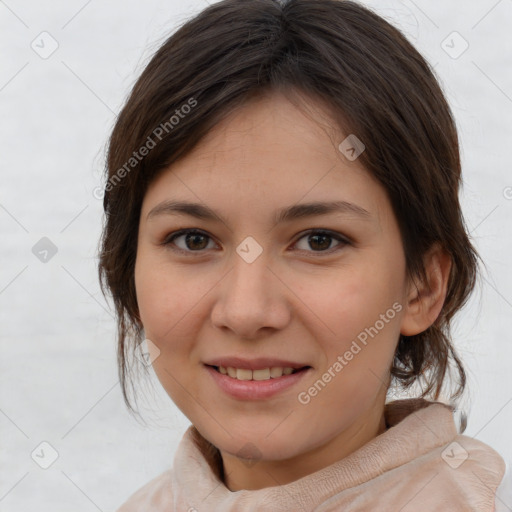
left=451, top=434, right=511, bottom=511
left=449, top=434, right=506, bottom=482
left=495, top=459, right=512, bottom=512
left=115, top=469, right=174, bottom=512
left=416, top=433, right=506, bottom=509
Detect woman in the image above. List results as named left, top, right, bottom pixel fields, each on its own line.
left=98, top=0, right=511, bottom=509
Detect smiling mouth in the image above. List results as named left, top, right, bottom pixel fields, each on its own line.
left=207, top=365, right=311, bottom=381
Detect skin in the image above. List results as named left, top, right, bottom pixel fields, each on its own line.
left=134, top=90, right=451, bottom=491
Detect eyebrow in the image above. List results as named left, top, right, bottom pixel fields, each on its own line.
left=146, top=199, right=372, bottom=225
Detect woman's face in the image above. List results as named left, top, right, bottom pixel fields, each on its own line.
left=135, top=91, right=411, bottom=486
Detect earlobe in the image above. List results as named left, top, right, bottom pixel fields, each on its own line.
left=400, top=243, right=452, bottom=336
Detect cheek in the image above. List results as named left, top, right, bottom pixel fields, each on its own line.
left=134, top=260, right=199, bottom=401
left=301, top=261, right=402, bottom=376
left=135, top=255, right=183, bottom=339
left=307, top=264, right=395, bottom=332
left=134, top=255, right=213, bottom=348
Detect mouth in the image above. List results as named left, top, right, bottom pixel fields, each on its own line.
left=204, top=363, right=312, bottom=400
left=206, top=364, right=311, bottom=381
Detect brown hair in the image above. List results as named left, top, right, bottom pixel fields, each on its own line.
left=98, top=0, right=480, bottom=432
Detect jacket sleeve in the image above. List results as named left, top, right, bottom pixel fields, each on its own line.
left=115, top=469, right=174, bottom=512
left=494, top=459, right=512, bottom=512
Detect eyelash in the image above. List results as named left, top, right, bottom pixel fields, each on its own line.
left=161, top=228, right=351, bottom=257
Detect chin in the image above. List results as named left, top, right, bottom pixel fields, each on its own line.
left=204, top=425, right=306, bottom=462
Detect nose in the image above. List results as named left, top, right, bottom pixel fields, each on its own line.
left=210, top=249, right=291, bottom=340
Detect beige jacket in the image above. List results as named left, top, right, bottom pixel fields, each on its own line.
left=116, top=398, right=511, bottom=511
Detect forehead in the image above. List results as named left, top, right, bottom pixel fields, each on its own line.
left=141, top=91, right=388, bottom=230
left=188, top=90, right=346, bottom=160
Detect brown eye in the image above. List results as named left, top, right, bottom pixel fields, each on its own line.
left=162, top=228, right=350, bottom=256
left=293, top=230, right=350, bottom=254
left=163, top=229, right=216, bottom=253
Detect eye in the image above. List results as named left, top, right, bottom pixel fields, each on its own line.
left=161, top=228, right=350, bottom=255
left=293, top=229, right=350, bottom=255
left=162, top=229, right=217, bottom=254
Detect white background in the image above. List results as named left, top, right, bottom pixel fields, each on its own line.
left=1, top=0, right=511, bottom=510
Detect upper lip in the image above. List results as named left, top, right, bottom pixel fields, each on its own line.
left=204, top=357, right=310, bottom=371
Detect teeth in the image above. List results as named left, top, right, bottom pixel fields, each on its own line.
left=253, top=368, right=270, bottom=380
left=217, top=366, right=299, bottom=380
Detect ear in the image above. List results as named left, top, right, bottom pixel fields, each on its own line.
left=400, top=243, right=452, bottom=336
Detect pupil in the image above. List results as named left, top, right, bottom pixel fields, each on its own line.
left=187, top=233, right=207, bottom=250
left=310, top=234, right=330, bottom=250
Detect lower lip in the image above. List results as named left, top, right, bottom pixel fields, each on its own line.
left=204, top=365, right=311, bottom=400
